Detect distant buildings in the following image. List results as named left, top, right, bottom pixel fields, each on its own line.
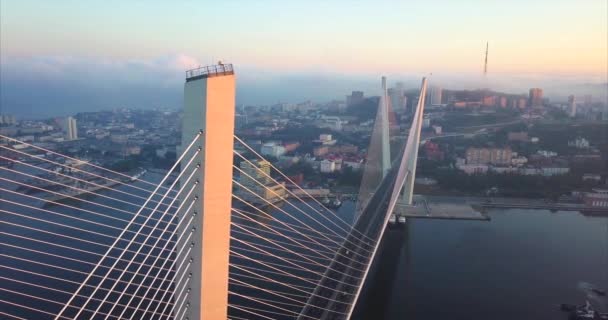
left=499, top=96, right=508, bottom=108
left=568, top=137, right=590, bottom=149
left=453, top=101, right=480, bottom=108
left=110, top=133, right=129, bottom=144
left=346, top=91, right=365, bottom=107
left=510, top=96, right=528, bottom=109
left=583, top=189, right=608, bottom=208
left=568, top=95, right=577, bottom=117
left=457, top=161, right=569, bottom=176
left=343, top=157, right=364, bottom=170
left=261, top=142, right=286, bottom=158
left=529, top=88, right=544, bottom=107
left=537, top=167, right=569, bottom=176
left=295, top=100, right=316, bottom=113
left=235, top=113, right=248, bottom=128
left=511, top=156, right=528, bottom=166
left=305, top=131, right=362, bottom=174
left=320, top=159, right=337, bottom=173
left=429, top=86, right=443, bottom=106
left=583, top=95, right=593, bottom=106
left=537, top=150, right=558, bottom=157
left=0, top=114, right=16, bottom=126
left=238, top=159, right=286, bottom=203
left=481, top=95, right=497, bottom=107
left=329, top=144, right=358, bottom=154
left=465, top=147, right=512, bottom=165
left=508, top=131, right=529, bottom=142
left=388, top=82, right=407, bottom=112
left=240, top=159, right=271, bottom=187
left=313, top=146, right=329, bottom=157
left=283, top=142, right=300, bottom=152
left=424, top=141, right=444, bottom=161
left=431, top=125, right=442, bottom=135
left=456, top=163, right=489, bottom=175
left=582, top=173, right=602, bottom=182
left=316, top=116, right=344, bottom=131
left=317, top=134, right=337, bottom=145
left=422, top=115, right=431, bottom=128
left=65, top=116, right=78, bottom=140
left=324, top=100, right=347, bottom=113
left=121, top=145, right=141, bottom=156
left=444, top=89, right=533, bottom=111
left=155, top=146, right=175, bottom=158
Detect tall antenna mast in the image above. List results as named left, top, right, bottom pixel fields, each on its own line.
left=484, top=41, right=489, bottom=76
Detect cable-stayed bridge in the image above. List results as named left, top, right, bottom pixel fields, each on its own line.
left=0, top=63, right=427, bottom=320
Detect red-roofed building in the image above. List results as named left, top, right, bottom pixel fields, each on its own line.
left=424, top=141, right=444, bottom=161
left=283, top=142, right=300, bottom=152
left=287, top=173, right=304, bottom=186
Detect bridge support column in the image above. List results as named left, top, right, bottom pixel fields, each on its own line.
left=400, top=78, right=427, bottom=205
left=380, top=76, right=391, bottom=178
left=179, top=64, right=235, bottom=320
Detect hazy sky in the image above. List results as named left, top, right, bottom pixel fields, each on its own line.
left=1, top=0, right=606, bottom=117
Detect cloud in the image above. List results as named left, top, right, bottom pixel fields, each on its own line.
left=170, top=54, right=202, bottom=71
left=0, top=54, right=206, bottom=118
left=2, top=53, right=202, bottom=81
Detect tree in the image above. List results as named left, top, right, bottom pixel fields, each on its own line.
left=336, top=166, right=363, bottom=186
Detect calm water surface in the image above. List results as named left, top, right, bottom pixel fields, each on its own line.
left=357, top=209, right=608, bottom=320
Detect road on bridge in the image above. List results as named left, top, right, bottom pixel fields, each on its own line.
left=298, top=162, right=401, bottom=319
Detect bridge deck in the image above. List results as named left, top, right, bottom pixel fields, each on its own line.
left=298, top=163, right=399, bottom=319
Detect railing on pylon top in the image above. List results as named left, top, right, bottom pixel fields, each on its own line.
left=186, top=63, right=234, bottom=81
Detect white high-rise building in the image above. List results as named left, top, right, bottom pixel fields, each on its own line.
left=65, top=116, right=78, bottom=140
left=388, top=82, right=407, bottom=112
left=568, top=95, right=577, bottom=117
left=430, top=86, right=442, bottom=106
left=0, top=114, right=16, bottom=125
left=260, top=142, right=286, bottom=158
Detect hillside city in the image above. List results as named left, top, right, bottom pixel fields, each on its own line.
left=2, top=84, right=607, bottom=207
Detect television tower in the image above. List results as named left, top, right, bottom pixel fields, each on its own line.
left=484, top=41, right=488, bottom=76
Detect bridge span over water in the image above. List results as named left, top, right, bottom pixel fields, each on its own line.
left=0, top=64, right=427, bottom=320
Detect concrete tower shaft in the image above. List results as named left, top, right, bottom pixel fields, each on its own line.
left=401, top=77, right=427, bottom=205
left=179, top=63, right=235, bottom=320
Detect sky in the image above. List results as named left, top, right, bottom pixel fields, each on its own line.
left=1, top=0, right=607, bottom=117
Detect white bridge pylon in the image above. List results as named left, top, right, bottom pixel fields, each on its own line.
left=380, top=76, right=391, bottom=178
left=395, top=77, right=427, bottom=207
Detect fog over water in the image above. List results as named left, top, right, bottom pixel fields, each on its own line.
left=1, top=54, right=606, bottom=119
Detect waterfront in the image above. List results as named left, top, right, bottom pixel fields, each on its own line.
left=357, top=208, right=608, bottom=320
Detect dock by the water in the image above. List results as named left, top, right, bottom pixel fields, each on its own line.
left=391, top=195, right=608, bottom=221
left=480, top=200, right=608, bottom=214
left=393, top=195, right=490, bottom=221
